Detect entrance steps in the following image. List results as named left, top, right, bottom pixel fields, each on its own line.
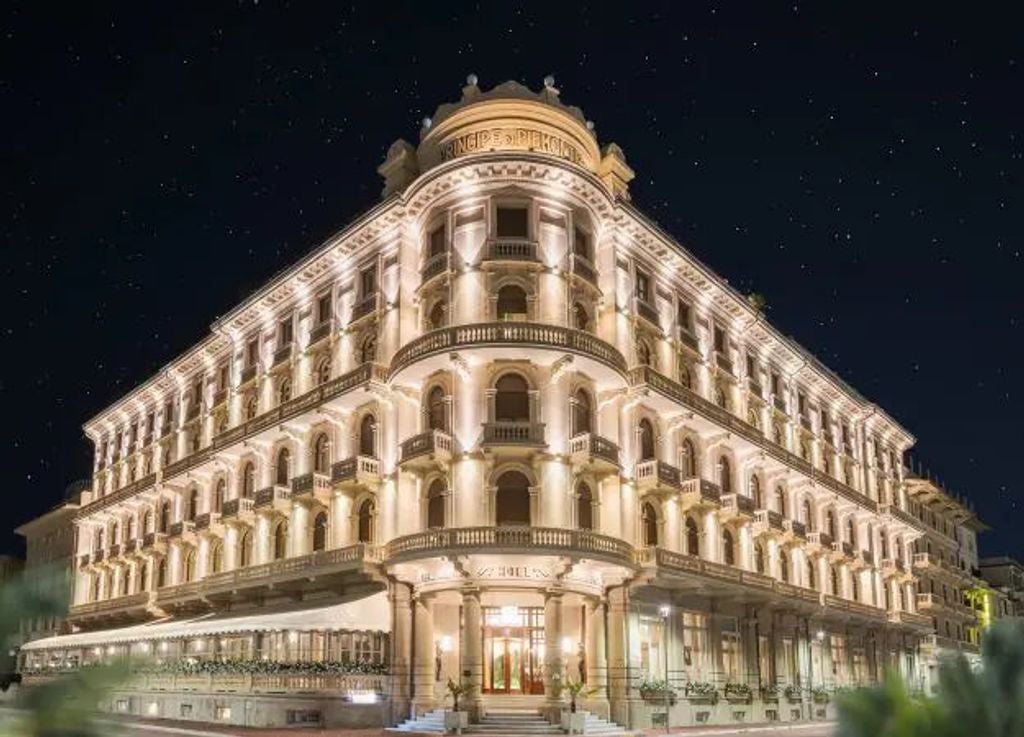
left=390, top=709, right=630, bottom=735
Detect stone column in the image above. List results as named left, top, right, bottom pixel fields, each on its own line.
left=390, top=583, right=414, bottom=723
left=461, top=588, right=484, bottom=720
left=412, top=595, right=438, bottom=715
left=607, top=586, right=633, bottom=728
left=585, top=599, right=611, bottom=717
left=544, top=590, right=566, bottom=719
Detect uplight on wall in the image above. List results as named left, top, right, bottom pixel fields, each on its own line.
left=438, top=635, right=454, bottom=653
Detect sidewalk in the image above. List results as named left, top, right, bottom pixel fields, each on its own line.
left=641, top=723, right=836, bottom=735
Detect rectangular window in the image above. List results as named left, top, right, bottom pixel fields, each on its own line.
left=770, top=371, right=781, bottom=396
left=635, top=270, right=650, bottom=303
left=129, top=422, right=138, bottom=447
left=714, top=325, right=726, bottom=354
left=429, top=224, right=447, bottom=257
left=495, top=206, right=529, bottom=238
left=217, top=363, right=229, bottom=390
left=721, top=628, right=742, bottom=681
left=746, top=355, right=756, bottom=378
left=246, top=337, right=259, bottom=367
left=360, top=265, right=378, bottom=297
left=637, top=615, right=665, bottom=680
left=145, top=413, right=154, bottom=445
left=573, top=226, right=590, bottom=259
left=163, top=401, right=174, bottom=433
left=797, top=392, right=807, bottom=416
left=317, top=292, right=333, bottom=324
left=677, top=300, right=692, bottom=330
left=279, top=317, right=293, bottom=346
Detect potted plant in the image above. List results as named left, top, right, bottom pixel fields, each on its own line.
left=555, top=678, right=598, bottom=734
left=638, top=677, right=676, bottom=705
left=444, top=677, right=472, bottom=734
left=724, top=682, right=753, bottom=703
left=683, top=680, right=718, bottom=704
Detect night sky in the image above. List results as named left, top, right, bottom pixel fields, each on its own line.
left=2, top=3, right=1021, bottom=558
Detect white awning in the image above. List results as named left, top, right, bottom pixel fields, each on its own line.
left=22, top=591, right=390, bottom=652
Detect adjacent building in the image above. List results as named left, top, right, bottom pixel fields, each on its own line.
left=18, top=77, right=982, bottom=729
left=978, top=557, right=1024, bottom=619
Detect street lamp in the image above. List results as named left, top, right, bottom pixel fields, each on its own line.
left=659, top=605, right=671, bottom=734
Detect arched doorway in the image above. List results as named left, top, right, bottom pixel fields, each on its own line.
left=576, top=483, right=593, bottom=530
left=641, top=501, right=659, bottom=546
left=313, top=512, right=328, bottom=552
left=426, top=479, right=446, bottom=529
left=357, top=498, right=376, bottom=542
left=359, top=414, right=377, bottom=457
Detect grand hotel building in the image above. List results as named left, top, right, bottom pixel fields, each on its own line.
left=22, top=78, right=940, bottom=729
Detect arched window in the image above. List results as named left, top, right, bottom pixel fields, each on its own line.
left=851, top=574, right=860, bottom=602
left=800, top=440, right=811, bottom=461
left=576, top=483, right=593, bottom=531
left=807, top=560, right=817, bottom=590
left=427, top=479, right=446, bottom=529
left=830, top=566, right=840, bottom=596
left=121, top=569, right=130, bottom=596
left=722, top=529, right=736, bottom=565
left=111, top=522, right=120, bottom=544
left=313, top=512, right=328, bottom=552
left=183, top=550, right=196, bottom=583
left=278, top=378, right=292, bottom=405
left=638, top=419, right=656, bottom=461
left=641, top=502, right=658, bottom=546
left=747, top=408, right=760, bottom=430
left=427, top=386, right=448, bottom=432
left=127, top=516, right=137, bottom=541
left=143, top=509, right=153, bottom=534
left=275, top=447, right=291, bottom=486
left=495, top=471, right=531, bottom=526
left=428, top=300, right=447, bottom=330
left=495, top=373, right=530, bottom=422
left=750, top=474, right=762, bottom=507
left=714, top=385, right=728, bottom=409
left=273, top=520, right=288, bottom=560
left=572, top=302, right=589, bottom=332
left=159, top=501, right=171, bottom=533
left=496, top=284, right=528, bottom=320
left=359, top=414, right=377, bottom=457
left=755, top=543, right=766, bottom=574
left=846, top=518, right=856, bottom=546
left=313, top=434, right=331, bottom=474
left=774, top=486, right=786, bottom=517
left=360, top=333, right=378, bottom=364
left=680, top=438, right=696, bottom=477
left=315, top=357, right=332, bottom=386
left=679, top=363, right=692, bottom=389
left=209, top=543, right=223, bottom=574
left=826, top=509, right=837, bottom=539
left=94, top=528, right=105, bottom=551
left=357, top=499, right=375, bottom=542
left=802, top=498, right=813, bottom=529
left=213, top=479, right=225, bottom=514
left=717, top=456, right=732, bottom=493
left=185, top=488, right=198, bottom=521
left=571, top=389, right=592, bottom=436
left=685, top=517, right=700, bottom=556
left=242, top=462, right=255, bottom=499
left=779, top=552, right=789, bottom=582
left=245, top=395, right=259, bottom=420
left=156, top=558, right=167, bottom=588
left=140, top=561, right=149, bottom=592
left=880, top=531, right=890, bottom=560
left=637, top=340, right=653, bottom=367
left=773, top=422, right=784, bottom=446
left=239, top=529, right=253, bottom=568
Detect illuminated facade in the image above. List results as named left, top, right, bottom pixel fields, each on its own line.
left=21, top=77, right=942, bottom=729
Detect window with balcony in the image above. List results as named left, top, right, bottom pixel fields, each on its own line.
left=571, top=388, right=593, bottom=436
left=360, top=265, right=378, bottom=298
left=213, top=479, right=225, bottom=514
left=187, top=487, right=199, bottom=521
left=826, top=509, right=837, bottom=539
left=360, top=333, right=377, bottom=363
left=359, top=414, right=377, bottom=457
left=184, top=550, right=196, bottom=583
left=246, top=337, right=259, bottom=368
left=156, top=558, right=167, bottom=588
left=495, top=374, right=530, bottom=422
left=429, top=224, right=447, bottom=257
left=641, top=501, right=658, bottom=546
left=634, top=270, right=651, bottom=305
left=210, top=542, right=223, bottom=574
left=317, top=292, right=333, bottom=325
left=750, top=474, right=762, bottom=507
left=495, top=206, right=528, bottom=238
left=273, top=520, right=288, bottom=560
left=313, top=512, right=328, bottom=551
left=495, top=471, right=531, bottom=527
left=722, top=529, right=736, bottom=565
left=427, top=300, right=448, bottom=330
left=807, top=560, right=817, bottom=590
left=313, top=434, right=331, bottom=474
left=779, top=551, right=789, bottom=583
left=159, top=502, right=171, bottom=533
left=774, top=486, right=787, bottom=517
left=573, top=226, right=591, bottom=260
left=717, top=455, right=732, bottom=494
left=576, top=482, right=593, bottom=531
left=802, top=498, right=813, bottom=530
left=275, top=448, right=291, bottom=486
left=685, top=516, right=700, bottom=555
left=638, top=418, right=656, bottom=461
left=496, top=284, right=528, bottom=321
left=426, top=386, right=448, bottom=432
left=572, top=302, right=590, bottom=332
left=680, top=438, right=696, bottom=477
left=427, top=479, right=446, bottom=529
left=240, top=529, right=253, bottom=567
left=242, top=462, right=255, bottom=498
left=358, top=498, right=376, bottom=542
left=755, top=542, right=766, bottom=573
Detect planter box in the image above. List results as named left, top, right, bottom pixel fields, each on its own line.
left=640, top=690, right=676, bottom=706
left=561, top=711, right=586, bottom=734
left=445, top=710, right=469, bottom=734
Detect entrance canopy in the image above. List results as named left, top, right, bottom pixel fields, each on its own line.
left=22, top=592, right=390, bottom=652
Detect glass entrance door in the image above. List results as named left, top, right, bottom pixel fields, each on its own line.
left=482, top=606, right=545, bottom=694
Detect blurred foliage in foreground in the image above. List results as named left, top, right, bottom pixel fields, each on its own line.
left=837, top=618, right=1024, bottom=737
left=0, top=566, right=128, bottom=736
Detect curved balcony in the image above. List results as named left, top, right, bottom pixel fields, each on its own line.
left=384, top=526, right=635, bottom=569
left=68, top=591, right=154, bottom=628
left=389, top=322, right=628, bottom=385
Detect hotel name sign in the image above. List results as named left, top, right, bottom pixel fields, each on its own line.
left=439, top=126, right=584, bottom=166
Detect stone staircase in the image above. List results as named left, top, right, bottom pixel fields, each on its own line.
left=391, top=709, right=629, bottom=735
